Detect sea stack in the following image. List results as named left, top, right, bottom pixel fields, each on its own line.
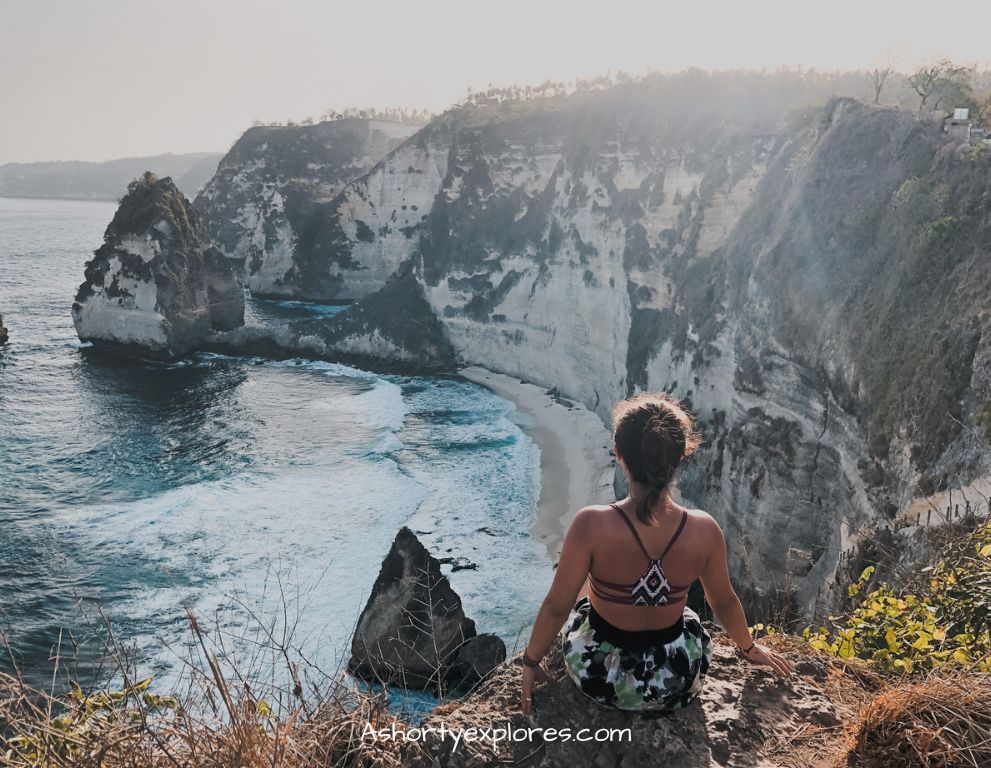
left=349, top=527, right=506, bottom=691
left=72, top=172, right=244, bottom=358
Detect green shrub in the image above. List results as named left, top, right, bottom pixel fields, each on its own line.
left=804, top=520, right=991, bottom=674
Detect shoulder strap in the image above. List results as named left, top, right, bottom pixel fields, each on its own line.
left=609, top=503, right=653, bottom=560
left=658, top=509, right=689, bottom=561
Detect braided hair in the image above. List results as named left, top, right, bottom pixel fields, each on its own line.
left=612, top=392, right=702, bottom=524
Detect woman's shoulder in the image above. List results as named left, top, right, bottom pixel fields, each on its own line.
left=570, top=503, right=720, bottom=529
left=684, top=506, right=715, bottom=522
left=566, top=503, right=620, bottom=532
left=682, top=507, right=725, bottom=544
left=570, top=503, right=617, bottom=522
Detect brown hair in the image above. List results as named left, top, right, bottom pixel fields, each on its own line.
left=612, top=392, right=702, bottom=524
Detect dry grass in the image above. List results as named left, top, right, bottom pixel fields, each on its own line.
left=761, top=633, right=991, bottom=768
left=4, top=574, right=991, bottom=767
left=0, top=599, right=425, bottom=768
left=846, top=671, right=991, bottom=768
left=745, top=634, right=881, bottom=768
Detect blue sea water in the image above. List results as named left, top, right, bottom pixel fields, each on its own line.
left=0, top=197, right=550, bottom=693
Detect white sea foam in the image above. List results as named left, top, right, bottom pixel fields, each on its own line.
left=0, top=201, right=547, bottom=697
left=59, top=459, right=428, bottom=682
left=44, top=361, right=547, bottom=687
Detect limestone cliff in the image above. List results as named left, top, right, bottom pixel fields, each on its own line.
left=194, top=118, right=419, bottom=297
left=72, top=173, right=244, bottom=358
left=197, top=77, right=991, bottom=617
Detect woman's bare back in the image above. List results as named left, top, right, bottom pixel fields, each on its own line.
left=582, top=500, right=720, bottom=630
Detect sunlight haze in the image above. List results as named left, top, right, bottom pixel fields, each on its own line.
left=2, top=0, right=990, bottom=163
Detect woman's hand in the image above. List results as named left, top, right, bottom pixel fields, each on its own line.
left=520, top=662, right=551, bottom=715
left=738, top=643, right=793, bottom=677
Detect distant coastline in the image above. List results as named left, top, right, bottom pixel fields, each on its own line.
left=0, top=194, right=121, bottom=203
left=0, top=151, right=222, bottom=202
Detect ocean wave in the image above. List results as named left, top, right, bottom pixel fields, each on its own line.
left=52, top=457, right=429, bottom=685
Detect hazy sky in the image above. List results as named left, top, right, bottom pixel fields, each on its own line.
left=2, top=0, right=990, bottom=164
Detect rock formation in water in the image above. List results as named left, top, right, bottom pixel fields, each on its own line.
left=72, top=173, right=245, bottom=358
left=348, top=527, right=506, bottom=690
left=206, top=259, right=456, bottom=370
left=0, top=313, right=8, bottom=345
left=194, top=118, right=420, bottom=297
left=198, top=74, right=991, bottom=616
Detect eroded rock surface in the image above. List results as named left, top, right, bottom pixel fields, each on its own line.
left=206, top=259, right=456, bottom=370
left=72, top=173, right=244, bottom=358
left=194, top=118, right=420, bottom=298
left=349, top=527, right=505, bottom=690
left=405, top=641, right=853, bottom=768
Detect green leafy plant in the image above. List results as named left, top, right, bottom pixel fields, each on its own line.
left=803, top=520, right=991, bottom=674
left=3, top=677, right=176, bottom=765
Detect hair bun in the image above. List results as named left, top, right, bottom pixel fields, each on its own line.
left=612, top=392, right=702, bottom=523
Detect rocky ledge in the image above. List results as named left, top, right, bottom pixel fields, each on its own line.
left=351, top=524, right=871, bottom=767
left=400, top=640, right=867, bottom=768
left=72, top=172, right=244, bottom=358
left=348, top=527, right=506, bottom=692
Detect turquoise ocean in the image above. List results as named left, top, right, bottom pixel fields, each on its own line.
left=0, top=197, right=552, bottom=694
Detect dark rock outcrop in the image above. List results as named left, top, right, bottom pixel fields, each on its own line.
left=206, top=259, right=457, bottom=371
left=302, top=259, right=455, bottom=364
left=72, top=173, right=244, bottom=358
left=445, top=634, right=507, bottom=689
left=348, top=527, right=505, bottom=691
left=0, top=313, right=8, bottom=345
left=403, top=641, right=860, bottom=768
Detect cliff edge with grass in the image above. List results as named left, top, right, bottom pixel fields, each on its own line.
left=8, top=516, right=991, bottom=767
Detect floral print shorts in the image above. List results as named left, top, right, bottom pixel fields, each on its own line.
left=561, top=596, right=712, bottom=712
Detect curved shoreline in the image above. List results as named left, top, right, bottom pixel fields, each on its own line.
left=458, top=366, right=615, bottom=559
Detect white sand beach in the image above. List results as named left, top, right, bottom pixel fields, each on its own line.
left=459, top=366, right=616, bottom=559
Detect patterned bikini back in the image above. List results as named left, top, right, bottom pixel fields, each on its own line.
left=588, top=503, right=690, bottom=607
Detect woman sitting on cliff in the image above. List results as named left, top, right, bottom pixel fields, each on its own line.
left=520, top=392, right=792, bottom=715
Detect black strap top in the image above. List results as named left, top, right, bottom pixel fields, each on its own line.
left=588, top=502, right=690, bottom=607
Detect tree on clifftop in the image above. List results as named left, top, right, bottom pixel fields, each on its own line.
left=909, top=59, right=974, bottom=117
left=869, top=53, right=898, bottom=104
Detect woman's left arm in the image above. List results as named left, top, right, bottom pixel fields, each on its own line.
left=520, top=508, right=594, bottom=713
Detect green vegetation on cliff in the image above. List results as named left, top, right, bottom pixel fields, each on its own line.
left=805, top=517, right=991, bottom=674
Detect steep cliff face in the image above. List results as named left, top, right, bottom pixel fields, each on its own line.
left=706, top=100, right=991, bottom=605
left=73, top=173, right=244, bottom=358
left=194, top=118, right=419, bottom=297
left=199, top=81, right=991, bottom=616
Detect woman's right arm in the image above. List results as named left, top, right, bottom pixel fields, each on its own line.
left=698, top=515, right=792, bottom=677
